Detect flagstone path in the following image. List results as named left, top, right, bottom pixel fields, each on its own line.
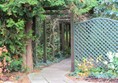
left=28, top=58, right=94, bottom=83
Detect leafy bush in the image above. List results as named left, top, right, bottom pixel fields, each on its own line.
left=0, top=46, right=10, bottom=73
left=94, top=0, right=118, bottom=19
left=73, top=52, right=118, bottom=79
left=8, top=58, right=23, bottom=72
left=0, top=0, right=43, bottom=71
left=71, top=58, right=95, bottom=78
left=69, top=0, right=98, bottom=15
left=0, top=46, right=24, bottom=75
left=90, top=52, right=118, bottom=79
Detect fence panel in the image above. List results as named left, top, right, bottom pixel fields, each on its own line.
left=74, top=18, right=118, bottom=66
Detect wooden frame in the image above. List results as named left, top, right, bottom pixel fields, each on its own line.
left=32, top=6, right=75, bottom=71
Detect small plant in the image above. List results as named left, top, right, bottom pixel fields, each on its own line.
left=76, top=58, right=94, bottom=77
left=73, top=52, right=118, bottom=79
left=9, top=58, right=23, bottom=72
left=90, top=52, right=118, bottom=79
left=103, top=52, right=118, bottom=78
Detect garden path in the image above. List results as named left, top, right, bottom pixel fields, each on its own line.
left=28, top=58, right=94, bottom=83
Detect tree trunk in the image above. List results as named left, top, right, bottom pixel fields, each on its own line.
left=22, top=54, right=26, bottom=68
left=25, top=20, right=33, bottom=71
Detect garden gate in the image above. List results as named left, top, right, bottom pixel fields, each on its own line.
left=74, top=18, right=118, bottom=66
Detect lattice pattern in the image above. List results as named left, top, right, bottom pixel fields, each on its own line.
left=74, top=18, right=118, bottom=66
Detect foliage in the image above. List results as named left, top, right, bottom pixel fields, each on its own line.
left=46, top=0, right=66, bottom=6
left=94, top=0, right=118, bottom=19
left=0, top=0, right=99, bottom=71
left=69, top=0, right=98, bottom=15
left=9, top=58, right=23, bottom=72
left=73, top=52, right=118, bottom=79
left=0, top=46, right=10, bottom=74
left=102, top=52, right=118, bottom=78
left=77, top=58, right=94, bottom=77
left=0, top=0, right=46, bottom=71
left=42, top=0, right=98, bottom=15
left=0, top=46, right=23, bottom=75
left=70, top=58, right=94, bottom=77
left=90, top=52, right=118, bottom=79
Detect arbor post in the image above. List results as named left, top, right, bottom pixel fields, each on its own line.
left=25, top=20, right=33, bottom=71
left=70, top=13, right=75, bottom=72
left=43, top=20, right=47, bottom=63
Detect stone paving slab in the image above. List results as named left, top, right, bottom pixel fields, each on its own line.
left=28, top=58, right=94, bottom=83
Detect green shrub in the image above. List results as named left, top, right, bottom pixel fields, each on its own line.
left=73, top=52, right=118, bottom=79
left=8, top=58, right=23, bottom=72
left=94, top=0, right=118, bottom=19
left=90, top=52, right=118, bottom=79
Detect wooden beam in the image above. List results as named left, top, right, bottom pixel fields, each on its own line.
left=43, top=6, right=69, bottom=10
left=43, top=10, right=69, bottom=15
left=43, top=12, right=69, bottom=15
left=70, top=13, right=75, bottom=72
left=32, top=16, right=37, bottom=64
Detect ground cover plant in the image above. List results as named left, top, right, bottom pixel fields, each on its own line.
left=94, top=0, right=118, bottom=19
left=69, top=52, right=118, bottom=83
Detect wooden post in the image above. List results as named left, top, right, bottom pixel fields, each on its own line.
left=61, top=23, right=65, bottom=54
left=32, top=16, right=39, bottom=65
left=57, top=22, right=60, bottom=52
left=52, top=21, right=55, bottom=57
left=70, top=13, right=75, bottom=72
left=43, top=20, right=47, bottom=63
left=67, top=24, right=70, bottom=47
left=60, top=23, right=62, bottom=51
left=25, top=20, right=33, bottom=71
left=69, top=24, right=71, bottom=47
left=66, top=24, right=69, bottom=47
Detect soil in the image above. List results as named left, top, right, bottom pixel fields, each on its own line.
left=0, top=68, right=40, bottom=83
left=85, top=77, right=118, bottom=83
left=66, top=74, right=118, bottom=83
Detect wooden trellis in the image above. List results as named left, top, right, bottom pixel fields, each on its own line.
left=32, top=6, right=75, bottom=71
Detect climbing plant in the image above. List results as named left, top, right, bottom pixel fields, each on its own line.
left=0, top=0, right=99, bottom=71
left=0, top=0, right=45, bottom=71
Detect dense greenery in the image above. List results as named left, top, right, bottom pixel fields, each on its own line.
left=1, top=0, right=117, bottom=80
left=0, top=0, right=118, bottom=71
left=94, top=0, right=118, bottom=19
left=0, top=0, right=43, bottom=71
left=0, top=0, right=98, bottom=72
left=70, top=0, right=98, bottom=15
left=0, top=0, right=44, bottom=55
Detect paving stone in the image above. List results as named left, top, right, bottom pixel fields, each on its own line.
left=28, top=58, right=94, bottom=83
